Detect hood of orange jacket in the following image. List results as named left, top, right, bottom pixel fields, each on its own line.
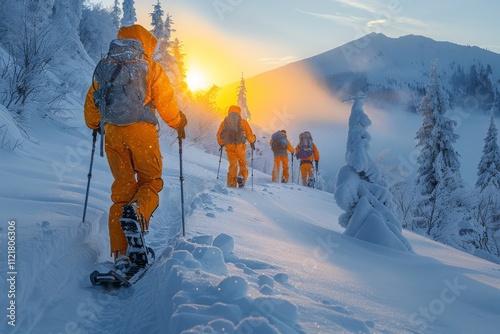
left=228, top=105, right=241, bottom=116
left=117, top=25, right=157, bottom=59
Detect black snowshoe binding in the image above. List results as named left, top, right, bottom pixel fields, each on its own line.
left=307, top=177, right=315, bottom=188
left=90, top=204, right=155, bottom=287
left=237, top=176, right=245, bottom=188
left=120, top=203, right=150, bottom=269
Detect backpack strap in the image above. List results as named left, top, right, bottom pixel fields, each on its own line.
left=99, top=61, right=124, bottom=157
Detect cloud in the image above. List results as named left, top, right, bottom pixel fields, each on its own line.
left=296, top=8, right=365, bottom=28
left=332, top=0, right=380, bottom=13
left=367, top=19, right=386, bottom=27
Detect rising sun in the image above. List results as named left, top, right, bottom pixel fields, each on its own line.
left=185, top=67, right=210, bottom=92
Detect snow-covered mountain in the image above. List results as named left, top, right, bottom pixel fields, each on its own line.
left=218, top=33, right=500, bottom=128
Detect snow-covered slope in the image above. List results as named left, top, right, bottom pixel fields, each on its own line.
left=1, top=120, right=499, bottom=334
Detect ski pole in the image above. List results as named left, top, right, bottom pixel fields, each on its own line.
left=217, top=145, right=223, bottom=179
left=178, top=135, right=186, bottom=237
left=251, top=144, right=254, bottom=190
left=315, top=161, right=319, bottom=190
left=82, top=129, right=98, bottom=223
left=291, top=152, right=294, bottom=185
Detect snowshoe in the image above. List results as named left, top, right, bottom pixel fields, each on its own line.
left=307, top=177, right=315, bottom=188
left=114, top=254, right=131, bottom=272
left=90, top=247, right=155, bottom=287
left=237, top=176, right=245, bottom=188
left=120, top=203, right=149, bottom=268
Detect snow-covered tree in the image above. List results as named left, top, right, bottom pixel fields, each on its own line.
left=476, top=110, right=500, bottom=191
left=237, top=74, right=251, bottom=120
left=413, top=62, right=473, bottom=248
left=335, top=92, right=413, bottom=252
left=79, top=3, right=117, bottom=62
left=474, top=109, right=500, bottom=255
left=164, top=13, right=175, bottom=40
left=121, top=0, right=137, bottom=27
left=167, top=38, right=187, bottom=94
left=150, top=0, right=164, bottom=39
left=1, top=0, right=93, bottom=118
left=112, top=0, right=122, bottom=30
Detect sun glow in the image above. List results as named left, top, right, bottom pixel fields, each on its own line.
left=185, top=67, right=210, bottom=92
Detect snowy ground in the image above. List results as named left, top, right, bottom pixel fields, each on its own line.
left=1, top=117, right=500, bottom=334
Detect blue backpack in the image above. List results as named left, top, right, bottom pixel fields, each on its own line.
left=271, top=131, right=288, bottom=155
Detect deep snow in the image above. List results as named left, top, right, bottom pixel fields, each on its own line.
left=1, top=115, right=500, bottom=334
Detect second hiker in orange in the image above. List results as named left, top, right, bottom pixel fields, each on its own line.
left=270, top=130, right=294, bottom=183
left=217, top=105, right=256, bottom=188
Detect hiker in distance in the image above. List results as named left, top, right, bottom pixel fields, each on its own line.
left=217, top=105, right=256, bottom=188
left=295, top=131, right=320, bottom=187
left=84, top=24, right=187, bottom=272
left=269, top=130, right=294, bottom=183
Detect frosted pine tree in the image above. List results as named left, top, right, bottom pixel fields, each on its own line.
left=475, top=109, right=500, bottom=255
left=169, top=38, right=187, bottom=94
left=164, top=13, right=175, bottom=42
left=237, top=74, right=251, bottom=120
left=476, top=110, right=500, bottom=191
left=150, top=0, right=164, bottom=39
left=121, top=0, right=136, bottom=27
left=112, top=0, right=122, bottom=30
left=413, top=62, right=473, bottom=248
left=334, top=92, right=413, bottom=252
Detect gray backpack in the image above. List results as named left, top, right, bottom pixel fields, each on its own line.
left=93, top=38, right=157, bottom=126
left=220, top=112, right=246, bottom=144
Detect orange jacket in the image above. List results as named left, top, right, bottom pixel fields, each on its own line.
left=216, top=106, right=256, bottom=146
left=84, top=25, right=181, bottom=130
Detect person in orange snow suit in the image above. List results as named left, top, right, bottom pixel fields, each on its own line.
left=295, top=131, right=319, bottom=187
left=270, top=130, right=294, bottom=183
left=84, top=24, right=187, bottom=271
left=217, top=105, right=256, bottom=188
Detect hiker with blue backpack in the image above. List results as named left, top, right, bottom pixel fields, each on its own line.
left=217, top=105, right=256, bottom=188
left=270, top=130, right=294, bottom=183
left=295, top=131, right=320, bottom=187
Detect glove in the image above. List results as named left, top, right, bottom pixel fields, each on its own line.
left=250, top=142, right=255, bottom=150
left=177, top=111, right=187, bottom=139
left=315, top=160, right=319, bottom=169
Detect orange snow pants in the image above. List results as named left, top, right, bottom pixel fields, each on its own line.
left=272, top=156, right=290, bottom=182
left=300, top=161, right=314, bottom=186
left=105, top=123, right=163, bottom=257
left=225, top=143, right=248, bottom=187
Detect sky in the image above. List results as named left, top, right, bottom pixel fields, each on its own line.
left=94, top=0, right=500, bottom=87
